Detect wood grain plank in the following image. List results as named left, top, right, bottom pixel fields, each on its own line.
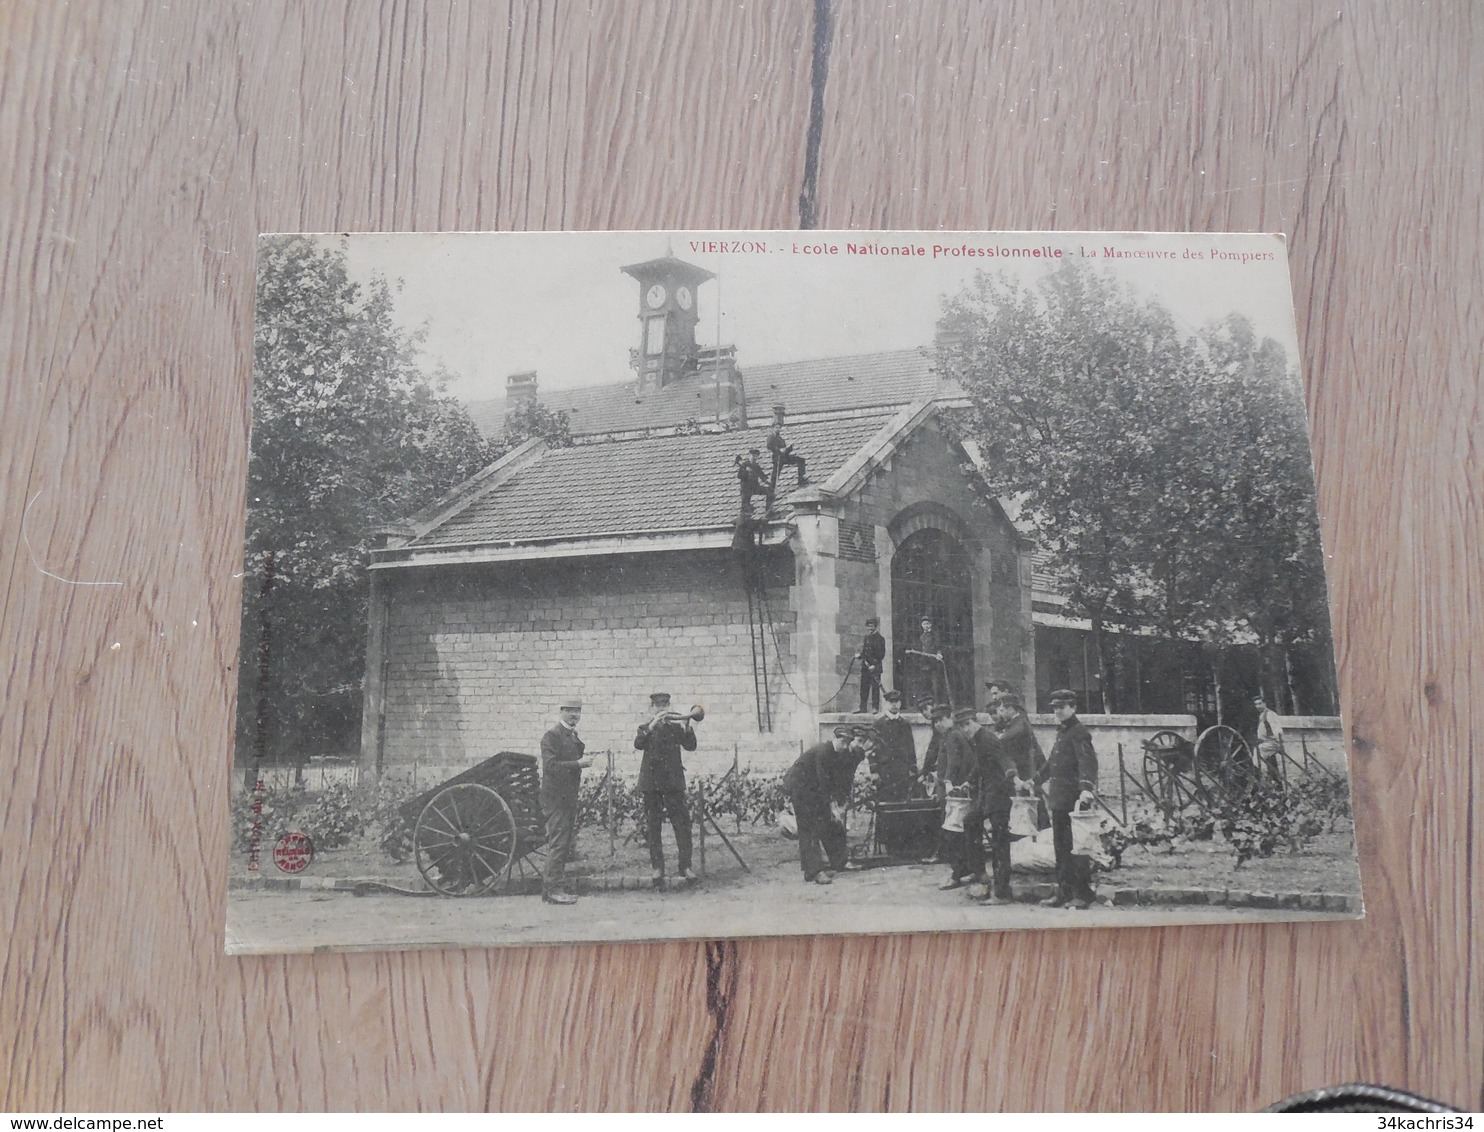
left=1, top=0, right=1479, bottom=1112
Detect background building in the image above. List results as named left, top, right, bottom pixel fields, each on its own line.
left=361, top=255, right=1033, bottom=774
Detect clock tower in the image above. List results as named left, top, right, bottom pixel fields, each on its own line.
left=620, top=255, right=715, bottom=393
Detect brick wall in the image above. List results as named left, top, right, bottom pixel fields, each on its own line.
left=374, top=548, right=802, bottom=776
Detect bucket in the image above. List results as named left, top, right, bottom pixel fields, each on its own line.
left=1068, top=805, right=1103, bottom=857
left=942, top=794, right=973, bottom=833
left=1009, top=796, right=1039, bottom=838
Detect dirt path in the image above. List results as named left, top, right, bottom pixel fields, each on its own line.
left=227, top=854, right=1352, bottom=954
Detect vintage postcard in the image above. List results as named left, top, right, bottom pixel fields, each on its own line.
left=227, top=230, right=1361, bottom=954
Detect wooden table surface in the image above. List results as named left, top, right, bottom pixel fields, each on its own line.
left=3, top=1, right=1480, bottom=1113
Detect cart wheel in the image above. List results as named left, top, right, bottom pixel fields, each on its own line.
left=1141, top=730, right=1197, bottom=810
left=1194, top=725, right=1254, bottom=794
left=413, top=783, right=519, bottom=896
left=510, top=841, right=547, bottom=887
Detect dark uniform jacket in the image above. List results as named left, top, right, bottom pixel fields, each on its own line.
left=920, top=726, right=941, bottom=779
left=784, top=741, right=862, bottom=808
left=1035, top=715, right=1098, bottom=812
left=937, top=728, right=976, bottom=790
left=859, top=631, right=886, bottom=671
left=539, top=724, right=586, bottom=809
left=993, top=712, right=1044, bottom=779
left=967, top=723, right=1019, bottom=807
left=634, top=719, right=697, bottom=793
left=870, top=713, right=917, bottom=792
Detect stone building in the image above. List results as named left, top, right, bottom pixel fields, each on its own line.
left=360, top=254, right=1034, bottom=775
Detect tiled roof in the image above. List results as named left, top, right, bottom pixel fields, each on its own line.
left=742, top=349, right=955, bottom=418
left=463, top=348, right=958, bottom=437
left=416, top=414, right=898, bottom=548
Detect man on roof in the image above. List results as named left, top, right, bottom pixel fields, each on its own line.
left=766, top=404, right=808, bottom=488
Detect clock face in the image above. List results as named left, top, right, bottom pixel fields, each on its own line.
left=645, top=283, right=667, bottom=309
left=675, top=285, right=693, bottom=311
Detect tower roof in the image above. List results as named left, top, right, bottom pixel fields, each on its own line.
left=618, top=256, right=716, bottom=287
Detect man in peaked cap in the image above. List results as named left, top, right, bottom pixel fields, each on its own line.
left=992, top=691, right=1047, bottom=831
left=854, top=616, right=887, bottom=714
left=735, top=447, right=770, bottom=516
left=932, top=704, right=982, bottom=890
left=539, top=696, right=592, bottom=905
left=1034, top=689, right=1100, bottom=909
left=783, top=726, right=863, bottom=883
left=961, top=705, right=1020, bottom=903
left=766, top=403, right=808, bottom=488
left=940, top=706, right=990, bottom=893
left=915, top=700, right=952, bottom=863
left=869, top=689, right=917, bottom=805
left=634, top=691, right=699, bottom=886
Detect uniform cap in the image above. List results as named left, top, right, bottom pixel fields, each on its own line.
left=930, top=703, right=954, bottom=721
left=560, top=697, right=583, bottom=711
left=832, top=726, right=852, bottom=739
left=1047, top=688, right=1079, bottom=707
left=649, top=692, right=672, bottom=706
left=883, top=689, right=903, bottom=703
left=997, top=692, right=1025, bottom=711
left=953, top=706, right=977, bottom=723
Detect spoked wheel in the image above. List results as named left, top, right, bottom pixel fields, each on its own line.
left=413, top=783, right=519, bottom=896
left=1142, top=730, right=1200, bottom=812
left=1194, top=724, right=1255, bottom=797
left=510, top=841, right=547, bottom=887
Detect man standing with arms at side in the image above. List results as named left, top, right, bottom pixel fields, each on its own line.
left=634, top=692, right=699, bottom=887
left=1035, top=689, right=1099, bottom=909
left=783, top=726, right=861, bottom=884
left=855, top=617, right=886, bottom=714
left=870, top=689, right=917, bottom=804
left=539, top=696, right=592, bottom=906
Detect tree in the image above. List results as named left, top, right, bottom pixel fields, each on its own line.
left=939, top=259, right=1332, bottom=712
left=238, top=236, right=568, bottom=766
left=1188, top=315, right=1334, bottom=709
left=938, top=261, right=1204, bottom=709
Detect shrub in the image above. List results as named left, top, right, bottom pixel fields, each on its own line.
left=233, top=780, right=304, bottom=854
left=292, top=780, right=363, bottom=849
left=233, top=778, right=364, bottom=854
left=357, top=773, right=422, bottom=862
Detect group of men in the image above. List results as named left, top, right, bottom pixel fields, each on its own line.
left=775, top=680, right=1102, bottom=908
left=537, top=691, right=700, bottom=906
left=917, top=688, right=1100, bottom=908
left=854, top=615, right=948, bottom=712
left=535, top=675, right=1104, bottom=911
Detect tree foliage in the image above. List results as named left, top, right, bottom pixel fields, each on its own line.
left=938, top=259, right=1332, bottom=709
left=238, top=236, right=568, bottom=762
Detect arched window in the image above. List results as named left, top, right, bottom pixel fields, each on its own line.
left=891, top=527, right=975, bottom=706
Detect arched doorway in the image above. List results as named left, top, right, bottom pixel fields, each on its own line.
left=891, top=527, right=975, bottom=706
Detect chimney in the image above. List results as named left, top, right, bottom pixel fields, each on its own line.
left=697, top=345, right=745, bottom=426
left=505, top=371, right=538, bottom=421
